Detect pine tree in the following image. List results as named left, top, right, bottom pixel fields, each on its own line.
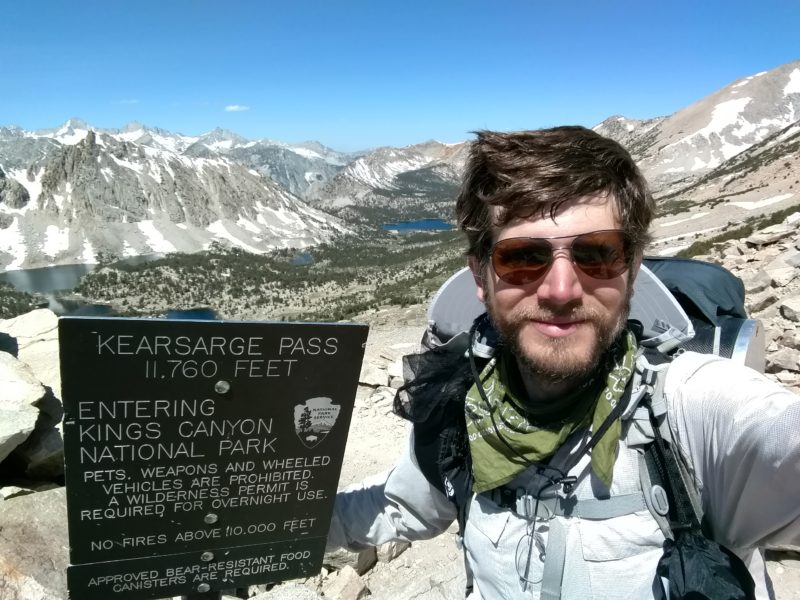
left=298, top=407, right=312, bottom=434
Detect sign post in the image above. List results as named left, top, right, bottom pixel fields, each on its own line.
left=59, top=317, right=368, bottom=600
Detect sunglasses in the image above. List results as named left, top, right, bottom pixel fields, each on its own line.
left=490, top=229, right=631, bottom=285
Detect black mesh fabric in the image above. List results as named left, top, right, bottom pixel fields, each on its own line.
left=393, top=348, right=476, bottom=424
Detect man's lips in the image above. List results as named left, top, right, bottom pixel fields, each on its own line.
left=530, top=319, right=586, bottom=337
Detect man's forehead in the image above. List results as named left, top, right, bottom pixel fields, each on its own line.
left=489, top=194, right=621, bottom=230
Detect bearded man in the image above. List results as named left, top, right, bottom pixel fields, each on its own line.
left=327, top=127, right=800, bottom=599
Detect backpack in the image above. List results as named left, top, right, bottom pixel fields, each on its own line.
left=395, top=256, right=764, bottom=599
left=638, top=257, right=763, bottom=369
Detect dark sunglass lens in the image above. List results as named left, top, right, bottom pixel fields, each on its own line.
left=572, top=231, right=628, bottom=279
left=493, top=239, right=552, bottom=284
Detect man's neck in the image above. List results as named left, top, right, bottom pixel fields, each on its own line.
left=520, top=372, right=583, bottom=404
left=515, top=358, right=599, bottom=419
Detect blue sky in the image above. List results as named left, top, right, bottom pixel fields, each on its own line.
left=2, top=0, right=798, bottom=151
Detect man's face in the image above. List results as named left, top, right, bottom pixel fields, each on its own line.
left=469, top=196, right=639, bottom=386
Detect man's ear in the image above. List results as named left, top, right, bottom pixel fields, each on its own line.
left=468, top=256, right=487, bottom=304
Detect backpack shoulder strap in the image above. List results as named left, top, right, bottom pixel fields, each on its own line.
left=640, top=369, right=757, bottom=599
left=635, top=359, right=706, bottom=540
left=643, top=396, right=702, bottom=532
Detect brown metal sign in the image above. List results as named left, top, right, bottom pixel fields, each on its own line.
left=59, top=317, right=368, bottom=599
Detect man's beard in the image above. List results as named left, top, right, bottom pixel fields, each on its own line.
left=486, top=292, right=632, bottom=386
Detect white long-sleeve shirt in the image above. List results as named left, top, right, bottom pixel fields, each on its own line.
left=329, top=352, right=800, bottom=599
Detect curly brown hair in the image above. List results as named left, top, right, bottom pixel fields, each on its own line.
left=455, top=126, right=654, bottom=266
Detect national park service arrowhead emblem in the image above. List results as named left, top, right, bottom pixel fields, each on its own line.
left=294, top=397, right=341, bottom=448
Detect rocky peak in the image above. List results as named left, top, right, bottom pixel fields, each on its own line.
left=198, top=127, right=249, bottom=147
left=59, top=117, right=90, bottom=131
left=121, top=121, right=145, bottom=133
left=0, top=165, right=30, bottom=209
left=593, top=115, right=666, bottom=155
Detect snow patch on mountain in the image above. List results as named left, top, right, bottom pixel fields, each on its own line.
left=729, top=193, right=795, bottom=210
left=236, top=218, right=261, bottom=234
left=43, top=225, right=69, bottom=258
left=109, top=153, right=145, bottom=174
left=775, top=121, right=800, bottom=143
left=785, top=68, right=800, bottom=95
left=53, top=124, right=89, bottom=146
left=658, top=212, right=709, bottom=228
left=206, top=221, right=265, bottom=254
left=137, top=221, right=177, bottom=253
left=659, top=226, right=726, bottom=245
left=661, top=98, right=756, bottom=168
left=81, top=240, right=96, bottom=263
left=259, top=205, right=291, bottom=226
left=290, top=147, right=324, bottom=161
left=116, top=128, right=145, bottom=143
left=0, top=218, right=25, bottom=269
left=698, top=98, right=752, bottom=137
left=52, top=191, right=66, bottom=211
left=205, top=139, right=234, bottom=151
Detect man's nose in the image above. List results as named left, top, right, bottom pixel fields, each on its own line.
left=536, top=250, right=583, bottom=304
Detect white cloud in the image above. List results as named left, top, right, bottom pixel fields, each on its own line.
left=118, top=99, right=139, bottom=105
left=225, top=104, right=250, bottom=112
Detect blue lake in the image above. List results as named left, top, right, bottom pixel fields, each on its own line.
left=292, top=253, right=314, bottom=266
left=382, top=218, right=453, bottom=232
left=0, top=255, right=165, bottom=315
left=0, top=254, right=165, bottom=295
left=0, top=263, right=95, bottom=294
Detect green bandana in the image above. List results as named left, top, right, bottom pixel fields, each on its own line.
left=465, top=330, right=636, bottom=493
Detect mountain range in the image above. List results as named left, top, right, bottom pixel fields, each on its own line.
left=0, top=60, right=798, bottom=271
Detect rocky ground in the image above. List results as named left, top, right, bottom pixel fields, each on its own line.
left=2, top=212, right=800, bottom=599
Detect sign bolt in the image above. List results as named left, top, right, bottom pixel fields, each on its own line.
left=201, top=551, right=214, bottom=562
left=197, top=583, right=211, bottom=593
left=204, top=513, right=218, bottom=525
left=214, top=380, right=231, bottom=394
